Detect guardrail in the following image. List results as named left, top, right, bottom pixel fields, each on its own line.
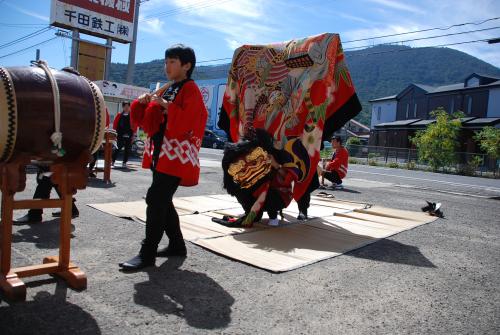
left=320, top=144, right=499, bottom=178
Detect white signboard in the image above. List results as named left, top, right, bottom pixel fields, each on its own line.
left=94, top=80, right=149, bottom=100
left=50, top=0, right=135, bottom=43
left=199, top=85, right=214, bottom=111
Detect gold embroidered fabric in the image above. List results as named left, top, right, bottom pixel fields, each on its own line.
left=228, top=147, right=272, bottom=189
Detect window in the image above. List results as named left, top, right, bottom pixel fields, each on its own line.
left=466, top=77, right=480, bottom=87
left=377, top=106, right=381, bottom=120
left=405, top=103, right=409, bottom=119
left=413, top=103, right=417, bottom=118
left=450, top=99, right=455, bottom=113
left=467, top=96, right=473, bottom=115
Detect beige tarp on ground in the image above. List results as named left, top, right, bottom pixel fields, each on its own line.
left=88, top=194, right=437, bottom=272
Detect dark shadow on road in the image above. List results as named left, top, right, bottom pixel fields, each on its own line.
left=12, top=219, right=75, bottom=249
left=134, top=257, right=234, bottom=329
left=314, top=188, right=360, bottom=194
left=86, top=178, right=116, bottom=189
left=112, top=167, right=138, bottom=173
left=0, top=281, right=101, bottom=334
left=338, top=188, right=361, bottom=194
left=347, top=238, right=436, bottom=268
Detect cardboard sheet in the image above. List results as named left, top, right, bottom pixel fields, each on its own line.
left=89, top=195, right=437, bottom=272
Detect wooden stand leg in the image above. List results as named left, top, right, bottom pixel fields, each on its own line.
left=1, top=191, right=26, bottom=301
left=1, top=192, right=13, bottom=275
left=49, top=165, right=86, bottom=290
left=43, top=256, right=87, bottom=290
left=0, top=273, right=26, bottom=301
left=103, top=139, right=113, bottom=184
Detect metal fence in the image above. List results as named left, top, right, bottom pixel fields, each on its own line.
left=321, top=144, right=499, bottom=177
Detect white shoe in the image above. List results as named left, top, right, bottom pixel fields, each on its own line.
left=268, top=218, right=279, bottom=226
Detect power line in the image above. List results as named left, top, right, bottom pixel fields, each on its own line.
left=140, top=0, right=231, bottom=22
left=192, top=36, right=495, bottom=67
left=143, top=16, right=500, bottom=64
left=342, top=16, right=500, bottom=43
left=344, top=26, right=500, bottom=51
left=348, top=38, right=492, bottom=57
left=0, top=36, right=58, bottom=59
left=195, top=30, right=499, bottom=65
left=141, top=0, right=227, bottom=21
left=141, top=0, right=213, bottom=20
left=0, top=22, right=49, bottom=28
left=0, top=26, right=52, bottom=50
left=198, top=57, right=232, bottom=64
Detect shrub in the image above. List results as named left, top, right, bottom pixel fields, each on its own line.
left=346, top=137, right=362, bottom=146
left=406, top=161, right=417, bottom=170
left=457, top=155, right=483, bottom=176
left=320, top=148, right=333, bottom=159
left=388, top=162, right=399, bottom=168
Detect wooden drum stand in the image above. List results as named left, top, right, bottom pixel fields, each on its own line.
left=0, top=153, right=89, bottom=301
left=92, top=130, right=116, bottom=184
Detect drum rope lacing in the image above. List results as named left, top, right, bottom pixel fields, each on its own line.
left=32, top=60, right=65, bottom=157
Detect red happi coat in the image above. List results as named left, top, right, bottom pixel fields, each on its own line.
left=130, top=80, right=208, bottom=186
left=326, top=146, right=349, bottom=179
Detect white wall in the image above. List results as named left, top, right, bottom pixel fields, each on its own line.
left=487, top=87, right=500, bottom=117
left=370, top=100, right=397, bottom=128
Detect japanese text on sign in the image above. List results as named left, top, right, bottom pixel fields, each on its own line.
left=50, top=0, right=135, bottom=43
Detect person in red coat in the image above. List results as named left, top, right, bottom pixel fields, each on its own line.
left=112, top=102, right=135, bottom=168
left=319, top=136, right=349, bottom=189
left=119, top=45, right=208, bottom=271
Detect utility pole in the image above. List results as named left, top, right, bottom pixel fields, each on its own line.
left=70, top=29, right=79, bottom=69
left=126, top=0, right=141, bottom=84
left=104, top=37, right=113, bottom=80
left=35, top=49, right=40, bottom=61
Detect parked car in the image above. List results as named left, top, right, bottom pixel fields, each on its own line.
left=202, top=130, right=226, bottom=149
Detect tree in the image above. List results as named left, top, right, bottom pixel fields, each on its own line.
left=474, top=126, right=500, bottom=175
left=346, top=136, right=362, bottom=146
left=411, top=108, right=462, bottom=172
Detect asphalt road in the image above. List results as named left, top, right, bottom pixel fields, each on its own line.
left=1, top=149, right=498, bottom=334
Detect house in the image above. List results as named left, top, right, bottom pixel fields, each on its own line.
left=369, top=73, right=500, bottom=151
left=370, top=95, right=397, bottom=128
left=333, top=119, right=371, bottom=144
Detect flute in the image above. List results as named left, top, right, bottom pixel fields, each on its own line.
left=151, top=81, right=173, bottom=98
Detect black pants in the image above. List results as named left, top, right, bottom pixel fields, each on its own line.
left=112, top=135, right=132, bottom=164
left=142, top=171, right=183, bottom=256
left=29, top=169, right=78, bottom=217
left=88, top=151, right=99, bottom=171
left=297, top=172, right=320, bottom=214
left=324, top=170, right=342, bottom=185
left=263, top=188, right=286, bottom=220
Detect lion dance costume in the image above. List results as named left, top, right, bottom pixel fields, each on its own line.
left=218, top=33, right=362, bottom=227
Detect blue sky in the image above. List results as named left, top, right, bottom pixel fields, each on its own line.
left=1, top=0, right=499, bottom=77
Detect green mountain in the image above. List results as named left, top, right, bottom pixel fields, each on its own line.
left=109, top=45, right=500, bottom=125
